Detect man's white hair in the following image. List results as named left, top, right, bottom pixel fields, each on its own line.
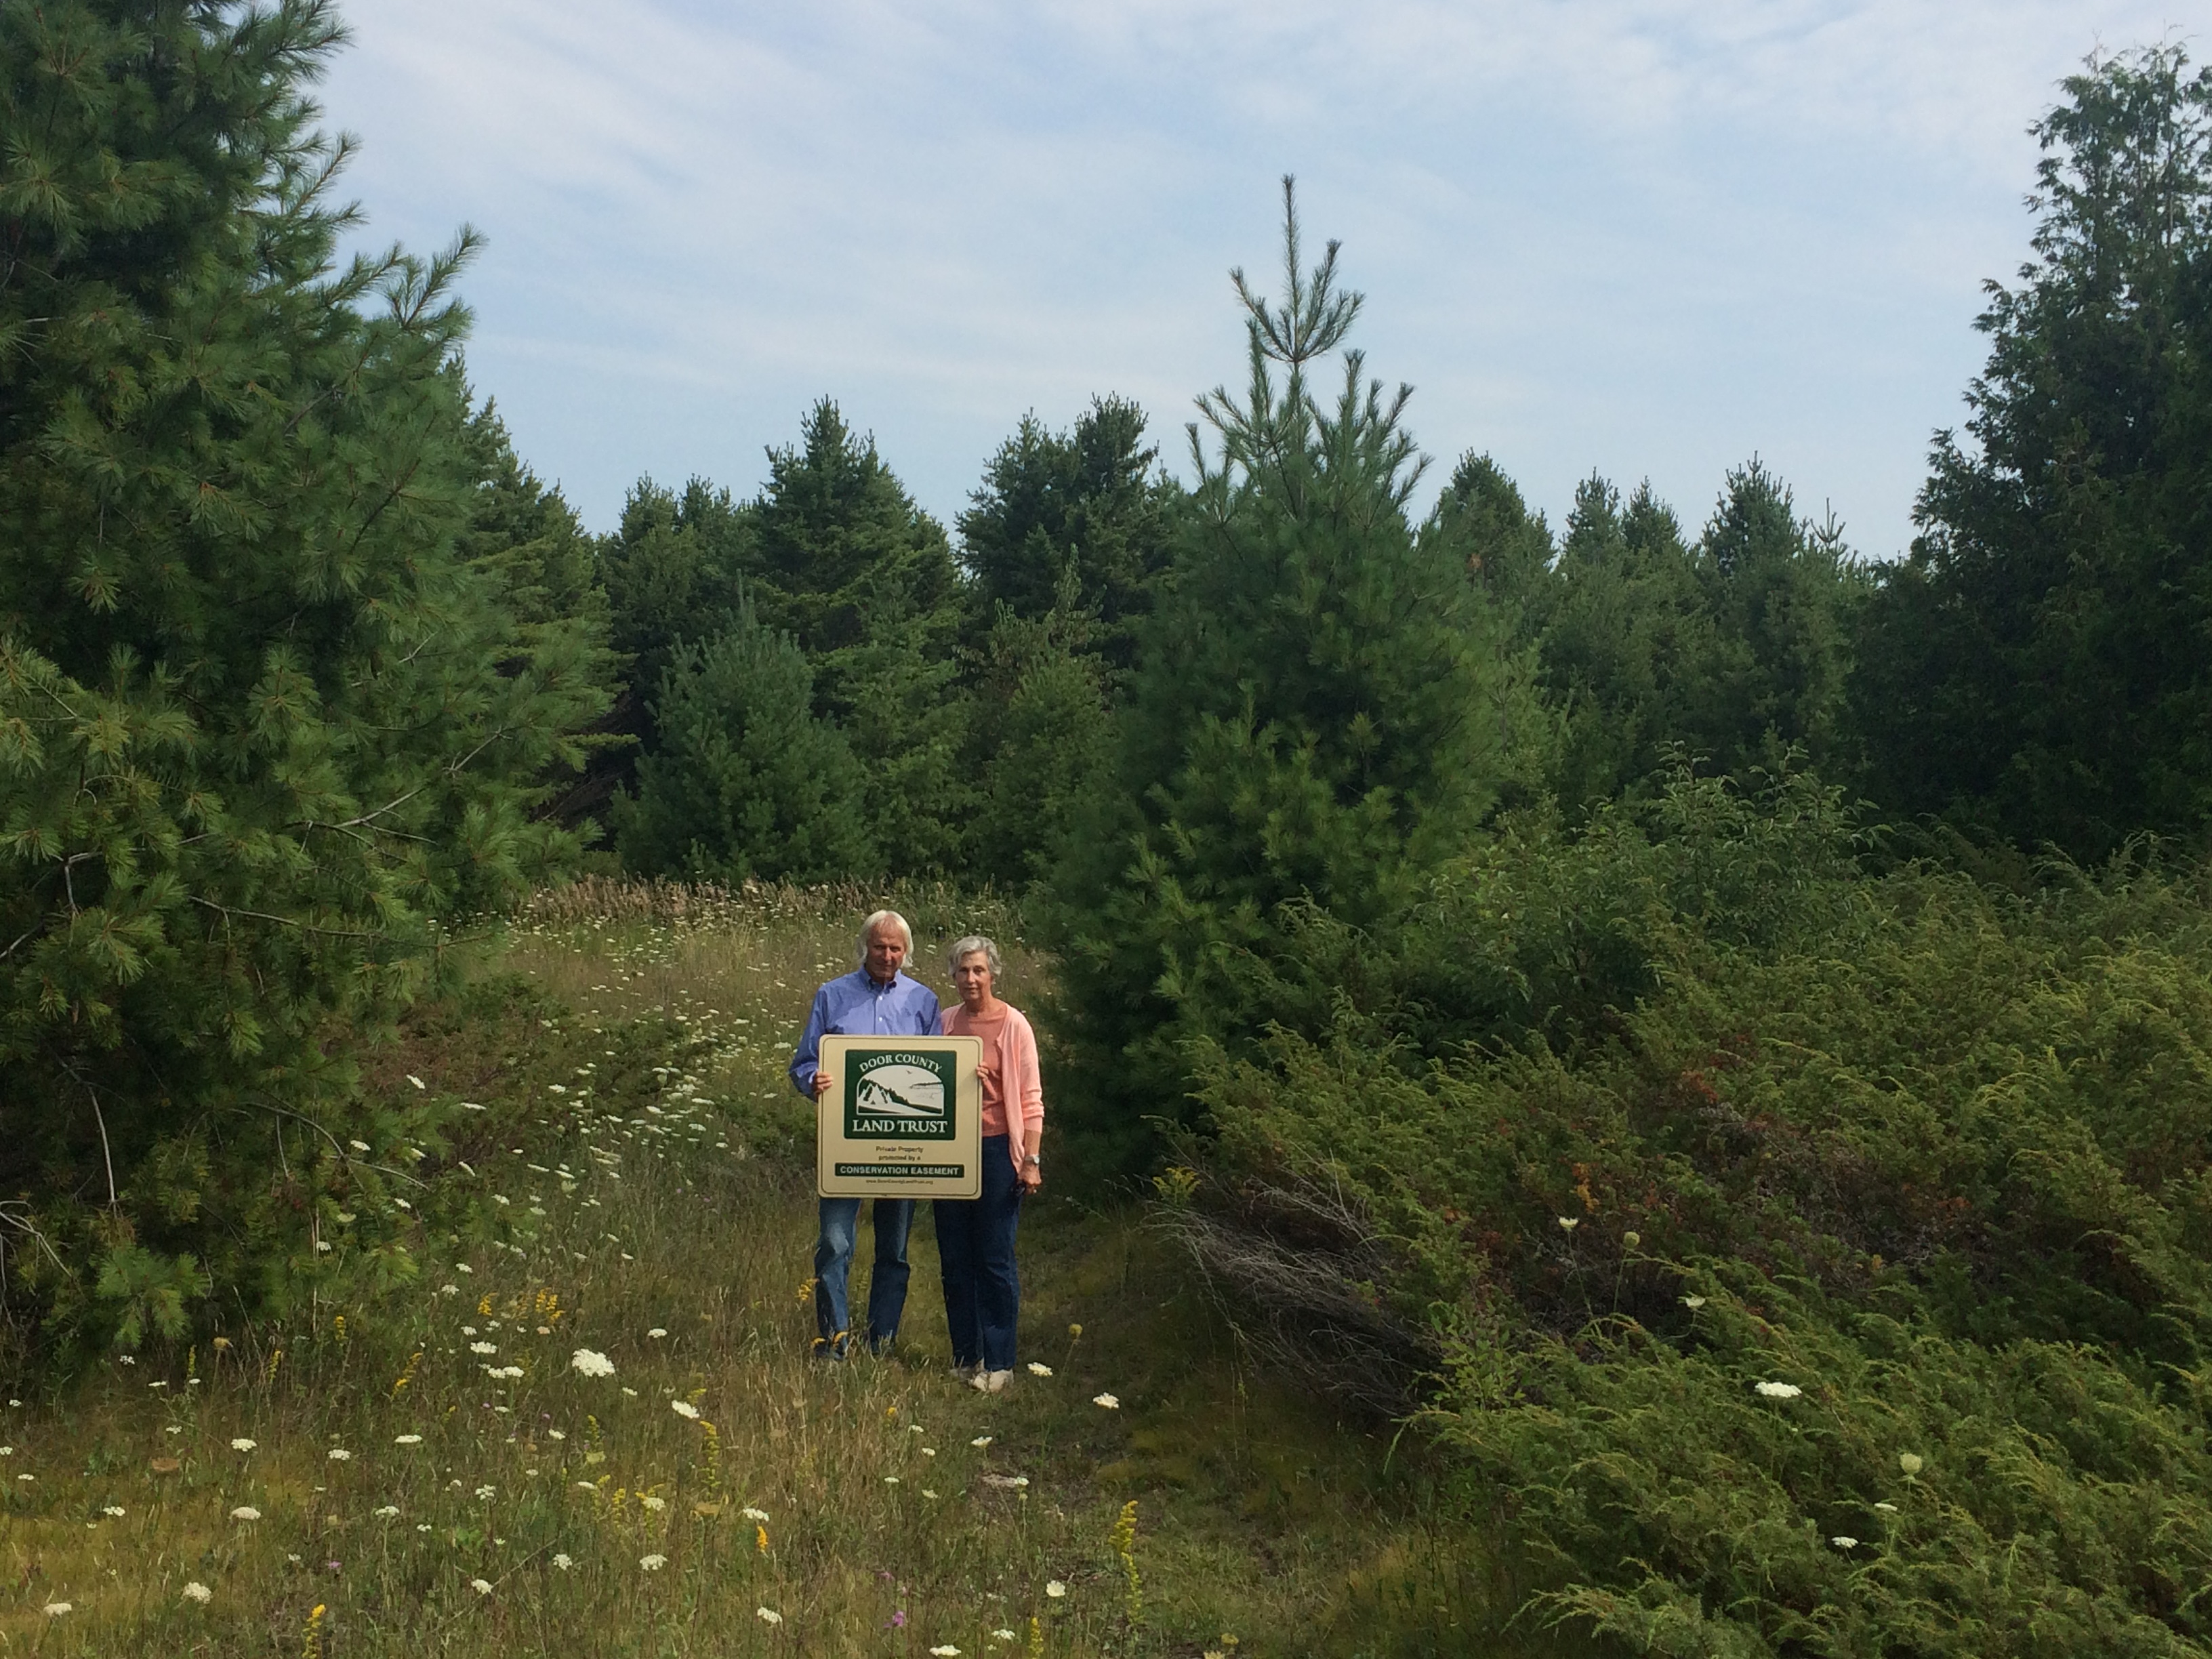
left=857, top=909, right=914, bottom=964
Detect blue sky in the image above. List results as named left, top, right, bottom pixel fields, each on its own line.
left=318, top=2, right=2196, bottom=560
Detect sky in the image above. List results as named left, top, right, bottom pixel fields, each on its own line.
left=316, top=2, right=2198, bottom=561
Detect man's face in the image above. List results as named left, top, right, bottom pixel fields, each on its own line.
left=864, top=924, right=907, bottom=983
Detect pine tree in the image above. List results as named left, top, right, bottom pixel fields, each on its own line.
left=0, top=1, right=604, bottom=1348
left=1042, top=182, right=1511, bottom=1178
left=612, top=607, right=874, bottom=882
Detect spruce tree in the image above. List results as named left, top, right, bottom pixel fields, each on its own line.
left=752, top=402, right=972, bottom=876
left=1042, top=182, right=1509, bottom=1178
left=0, top=1, right=604, bottom=1347
left=959, top=397, right=1177, bottom=670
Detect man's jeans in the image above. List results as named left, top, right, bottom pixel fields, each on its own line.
left=813, top=1197, right=914, bottom=1355
left=933, top=1135, right=1024, bottom=1372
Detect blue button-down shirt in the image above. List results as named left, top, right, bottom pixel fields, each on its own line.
left=789, top=969, right=943, bottom=1097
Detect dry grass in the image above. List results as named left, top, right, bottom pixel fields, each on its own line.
left=0, top=883, right=1543, bottom=1658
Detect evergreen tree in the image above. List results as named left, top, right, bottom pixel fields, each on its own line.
left=958, top=397, right=1178, bottom=670
left=612, top=607, right=874, bottom=883
left=1430, top=451, right=1556, bottom=619
left=1851, top=45, right=2212, bottom=859
left=457, top=396, right=622, bottom=828
left=1682, top=459, right=1864, bottom=778
left=967, top=583, right=1116, bottom=888
left=0, top=1, right=604, bottom=1347
left=752, top=402, right=972, bottom=876
left=1042, top=182, right=1511, bottom=1179
left=599, top=475, right=756, bottom=706
left=751, top=401, right=961, bottom=658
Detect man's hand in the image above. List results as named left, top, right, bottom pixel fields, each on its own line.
left=811, top=1070, right=834, bottom=1099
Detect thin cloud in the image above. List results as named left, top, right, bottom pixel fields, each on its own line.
left=321, top=1, right=2190, bottom=555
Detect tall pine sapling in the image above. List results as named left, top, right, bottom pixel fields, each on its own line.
left=1043, top=180, right=1511, bottom=1179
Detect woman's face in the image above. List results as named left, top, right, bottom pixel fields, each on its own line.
left=953, top=952, right=994, bottom=1006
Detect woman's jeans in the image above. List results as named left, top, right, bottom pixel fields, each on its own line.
left=934, top=1134, right=1024, bottom=1371
left=813, top=1197, right=913, bottom=1357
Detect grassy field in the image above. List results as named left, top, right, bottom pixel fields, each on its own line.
left=0, top=883, right=1554, bottom=1656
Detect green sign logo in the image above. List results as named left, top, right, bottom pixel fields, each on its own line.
left=845, top=1049, right=956, bottom=1141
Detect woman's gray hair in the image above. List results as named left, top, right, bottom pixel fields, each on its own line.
left=857, top=909, right=913, bottom=964
left=947, top=935, right=1002, bottom=979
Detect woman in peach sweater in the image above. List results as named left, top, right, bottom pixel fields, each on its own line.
left=936, top=935, right=1043, bottom=1392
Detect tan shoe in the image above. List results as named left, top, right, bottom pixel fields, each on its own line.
left=982, top=1369, right=1012, bottom=1394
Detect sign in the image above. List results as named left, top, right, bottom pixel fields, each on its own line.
left=816, top=1034, right=982, bottom=1199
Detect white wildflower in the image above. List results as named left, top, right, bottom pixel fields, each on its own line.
left=1899, top=1452, right=1924, bottom=1475
left=647, top=1328, right=668, bottom=1338
left=638, top=1553, right=668, bottom=1572
left=756, top=1607, right=783, bottom=1626
left=1092, top=1393, right=1120, bottom=1410
left=1754, top=1381, right=1803, bottom=1399
left=470, top=1578, right=493, bottom=1595
left=670, top=1399, right=700, bottom=1420
left=970, top=1435, right=993, bottom=1448
left=741, top=1507, right=769, bottom=1521
left=1832, top=1536, right=1858, bottom=1550
left=374, top=1505, right=399, bottom=1517
left=230, top=1506, right=261, bottom=1521
left=470, top=1341, right=497, bottom=1355
left=182, top=1582, right=213, bottom=1603
left=43, top=1601, right=71, bottom=1616
left=394, top=1434, right=423, bottom=1446
left=1046, top=1580, right=1067, bottom=1597
left=230, top=1437, right=257, bottom=1451
left=407, top=1074, right=426, bottom=1090
left=327, top=1448, right=351, bottom=1461
left=1558, top=1216, right=1579, bottom=1232
left=569, top=1348, right=615, bottom=1378
left=553, top=1553, right=574, bottom=1570
left=1681, top=1295, right=1707, bottom=1309
left=1027, top=1362, right=1052, bottom=1376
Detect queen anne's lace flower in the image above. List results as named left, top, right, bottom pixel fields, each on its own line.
left=182, top=1582, right=213, bottom=1603
left=1754, top=1381, right=1803, bottom=1399
left=569, top=1349, right=615, bottom=1378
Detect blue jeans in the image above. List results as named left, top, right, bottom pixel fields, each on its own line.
left=934, top=1135, right=1024, bottom=1372
left=814, top=1197, right=914, bottom=1355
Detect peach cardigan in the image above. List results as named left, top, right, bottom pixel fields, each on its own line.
left=939, top=1002, right=1044, bottom=1174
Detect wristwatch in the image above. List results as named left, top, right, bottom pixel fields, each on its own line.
left=1023, top=1155, right=1041, bottom=1168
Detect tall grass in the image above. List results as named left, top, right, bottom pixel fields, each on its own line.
left=0, top=883, right=1561, bottom=1656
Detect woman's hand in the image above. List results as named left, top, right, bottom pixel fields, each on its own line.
left=811, top=1070, right=834, bottom=1099
left=1019, top=1160, right=1042, bottom=1193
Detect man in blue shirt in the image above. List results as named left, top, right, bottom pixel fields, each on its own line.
left=790, top=909, right=941, bottom=1359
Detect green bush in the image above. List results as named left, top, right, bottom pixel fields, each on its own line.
left=1185, top=774, right=2212, bottom=1652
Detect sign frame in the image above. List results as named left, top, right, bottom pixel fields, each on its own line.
left=815, top=1034, right=983, bottom=1200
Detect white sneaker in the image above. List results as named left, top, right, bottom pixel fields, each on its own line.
left=981, top=1369, right=1012, bottom=1394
